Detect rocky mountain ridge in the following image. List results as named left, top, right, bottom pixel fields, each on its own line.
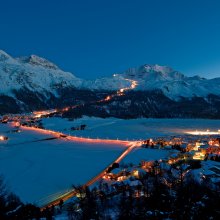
left=0, top=50, right=220, bottom=118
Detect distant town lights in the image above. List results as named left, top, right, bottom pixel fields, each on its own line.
left=185, top=130, right=220, bottom=135
left=0, top=135, right=8, bottom=141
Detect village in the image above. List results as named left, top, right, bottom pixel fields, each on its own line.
left=1, top=112, right=220, bottom=194
left=100, top=134, right=220, bottom=196
left=1, top=112, right=220, bottom=219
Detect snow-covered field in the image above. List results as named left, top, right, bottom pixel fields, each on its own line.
left=42, top=117, right=220, bottom=140
left=1, top=117, right=220, bottom=206
left=0, top=123, right=126, bottom=205
left=121, top=148, right=170, bottom=166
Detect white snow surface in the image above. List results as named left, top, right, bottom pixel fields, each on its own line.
left=42, top=117, right=220, bottom=140
left=82, top=64, right=220, bottom=99
left=1, top=117, right=220, bottom=205
left=121, top=148, right=170, bottom=165
left=1, top=50, right=220, bottom=100
left=119, top=64, right=220, bottom=99
left=0, top=50, right=82, bottom=96
left=0, top=123, right=126, bottom=205
left=81, top=74, right=131, bottom=91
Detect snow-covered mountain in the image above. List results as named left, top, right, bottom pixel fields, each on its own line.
left=84, top=64, right=220, bottom=100
left=81, top=75, right=131, bottom=91
left=1, top=50, right=220, bottom=100
left=0, top=50, right=82, bottom=97
left=120, top=64, right=220, bottom=100
left=0, top=49, right=220, bottom=117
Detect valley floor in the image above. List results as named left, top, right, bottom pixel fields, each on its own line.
left=1, top=117, right=220, bottom=207
left=0, top=123, right=126, bottom=205
left=42, top=117, right=220, bottom=140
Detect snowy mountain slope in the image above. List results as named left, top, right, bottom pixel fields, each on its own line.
left=81, top=74, right=131, bottom=91
left=0, top=50, right=220, bottom=100
left=0, top=49, right=220, bottom=117
left=86, top=64, right=220, bottom=100
left=0, top=50, right=82, bottom=97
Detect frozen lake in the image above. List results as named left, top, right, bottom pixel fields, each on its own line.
left=42, top=117, right=220, bottom=140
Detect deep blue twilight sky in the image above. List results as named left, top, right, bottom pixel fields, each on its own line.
left=0, top=0, right=220, bottom=79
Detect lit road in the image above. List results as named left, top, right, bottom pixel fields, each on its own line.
left=6, top=78, right=140, bottom=209
left=31, top=78, right=138, bottom=118
left=39, top=140, right=140, bottom=210
left=21, top=125, right=131, bottom=147
left=19, top=125, right=141, bottom=209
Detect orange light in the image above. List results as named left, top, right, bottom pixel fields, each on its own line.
left=15, top=122, right=20, bottom=127
left=21, top=125, right=134, bottom=147
left=186, top=130, right=220, bottom=135
left=0, top=136, right=7, bottom=141
left=105, top=96, right=111, bottom=101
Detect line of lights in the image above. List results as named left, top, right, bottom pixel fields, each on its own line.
left=102, top=78, right=138, bottom=102
left=21, top=125, right=135, bottom=147
left=185, top=129, right=220, bottom=135
left=31, top=77, right=138, bottom=117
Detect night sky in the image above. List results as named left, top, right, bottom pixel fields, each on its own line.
left=0, top=0, right=220, bottom=79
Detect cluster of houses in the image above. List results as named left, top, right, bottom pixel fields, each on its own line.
left=141, top=136, right=220, bottom=162
left=101, top=135, right=220, bottom=192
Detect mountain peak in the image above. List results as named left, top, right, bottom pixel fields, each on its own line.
left=0, top=50, right=12, bottom=61
left=142, top=64, right=173, bottom=73
left=122, top=64, right=185, bottom=81
left=18, top=54, right=59, bottom=70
